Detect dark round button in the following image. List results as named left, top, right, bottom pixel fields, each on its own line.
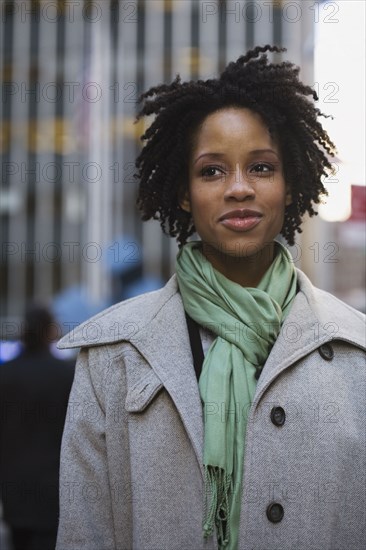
left=266, top=502, right=284, bottom=523
left=270, top=406, right=286, bottom=427
left=319, top=343, right=334, bottom=361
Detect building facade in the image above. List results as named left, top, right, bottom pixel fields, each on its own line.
left=2, top=1, right=357, bottom=336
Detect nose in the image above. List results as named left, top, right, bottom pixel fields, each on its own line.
left=223, top=164, right=255, bottom=201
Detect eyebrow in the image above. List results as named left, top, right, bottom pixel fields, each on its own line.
left=193, top=149, right=279, bottom=165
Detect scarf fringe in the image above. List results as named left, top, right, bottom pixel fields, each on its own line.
left=203, top=465, right=231, bottom=547
left=176, top=241, right=298, bottom=549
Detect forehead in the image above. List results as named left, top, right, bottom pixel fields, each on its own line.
left=192, top=107, right=274, bottom=151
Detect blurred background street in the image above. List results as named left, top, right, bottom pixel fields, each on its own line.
left=1, top=0, right=365, bottom=339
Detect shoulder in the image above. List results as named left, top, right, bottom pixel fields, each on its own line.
left=57, top=275, right=181, bottom=350
left=296, top=268, right=365, bottom=349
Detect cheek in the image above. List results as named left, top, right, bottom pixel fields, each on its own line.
left=264, top=188, right=288, bottom=224
left=189, top=186, right=212, bottom=215
left=190, top=204, right=207, bottom=230
left=189, top=191, right=215, bottom=236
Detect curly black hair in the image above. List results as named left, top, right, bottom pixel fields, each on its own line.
left=135, top=45, right=336, bottom=247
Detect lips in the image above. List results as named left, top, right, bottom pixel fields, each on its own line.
left=218, top=209, right=263, bottom=232
left=218, top=209, right=263, bottom=221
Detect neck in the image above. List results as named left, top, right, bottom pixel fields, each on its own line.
left=201, top=241, right=276, bottom=287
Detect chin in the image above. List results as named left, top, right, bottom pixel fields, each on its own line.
left=202, top=238, right=275, bottom=261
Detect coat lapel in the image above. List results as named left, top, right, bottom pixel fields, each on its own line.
left=253, top=268, right=365, bottom=405
left=131, top=286, right=205, bottom=477
left=253, top=288, right=319, bottom=402
left=58, top=273, right=206, bottom=476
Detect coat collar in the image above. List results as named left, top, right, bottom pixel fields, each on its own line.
left=58, top=270, right=365, bottom=472
left=253, top=269, right=365, bottom=404
left=58, top=269, right=365, bottom=353
left=58, top=275, right=205, bottom=473
left=130, top=289, right=205, bottom=473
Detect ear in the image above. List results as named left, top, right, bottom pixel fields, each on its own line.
left=178, top=188, right=191, bottom=213
left=285, top=185, right=292, bottom=206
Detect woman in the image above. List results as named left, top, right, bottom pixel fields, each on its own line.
left=56, top=46, right=365, bottom=550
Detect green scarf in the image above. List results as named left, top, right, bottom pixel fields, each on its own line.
left=175, top=241, right=297, bottom=549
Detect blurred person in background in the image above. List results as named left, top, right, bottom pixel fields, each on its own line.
left=0, top=306, right=74, bottom=550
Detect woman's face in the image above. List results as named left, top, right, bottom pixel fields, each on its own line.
left=180, top=107, right=292, bottom=283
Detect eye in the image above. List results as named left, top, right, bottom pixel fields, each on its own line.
left=250, top=163, right=274, bottom=174
left=201, top=165, right=225, bottom=178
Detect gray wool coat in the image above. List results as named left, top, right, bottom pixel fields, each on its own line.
left=56, top=269, right=366, bottom=550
